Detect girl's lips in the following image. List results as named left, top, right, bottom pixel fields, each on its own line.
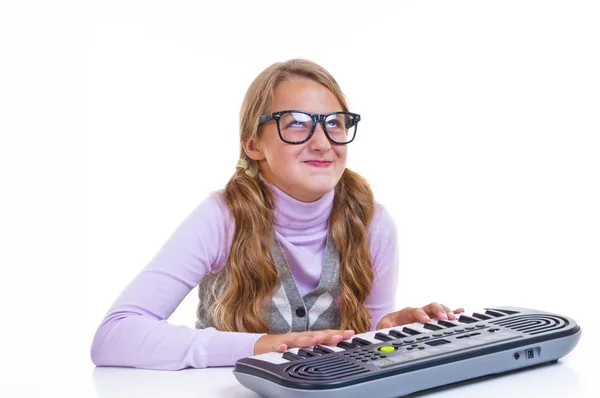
left=304, top=161, right=332, bottom=168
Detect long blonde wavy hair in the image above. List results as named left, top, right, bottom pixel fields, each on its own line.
left=212, top=59, right=376, bottom=334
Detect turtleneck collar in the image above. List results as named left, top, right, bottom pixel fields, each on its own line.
left=261, top=177, right=335, bottom=231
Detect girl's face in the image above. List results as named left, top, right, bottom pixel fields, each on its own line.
left=245, top=78, right=348, bottom=202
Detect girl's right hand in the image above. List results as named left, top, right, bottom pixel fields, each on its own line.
left=254, top=329, right=356, bottom=355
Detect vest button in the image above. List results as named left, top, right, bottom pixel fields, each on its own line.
left=296, top=307, right=306, bottom=317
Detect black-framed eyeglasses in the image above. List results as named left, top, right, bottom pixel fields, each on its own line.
left=258, top=110, right=361, bottom=145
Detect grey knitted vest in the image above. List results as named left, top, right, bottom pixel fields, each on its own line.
left=195, top=231, right=342, bottom=333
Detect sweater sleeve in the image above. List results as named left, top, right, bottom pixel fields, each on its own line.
left=90, top=193, right=265, bottom=370
left=365, top=204, right=400, bottom=331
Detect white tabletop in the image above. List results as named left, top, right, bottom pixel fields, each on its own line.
left=86, top=353, right=587, bottom=398
left=76, top=335, right=592, bottom=398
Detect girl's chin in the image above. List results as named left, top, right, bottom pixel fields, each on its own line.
left=302, top=181, right=337, bottom=195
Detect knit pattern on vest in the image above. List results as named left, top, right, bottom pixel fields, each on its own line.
left=195, top=232, right=342, bottom=333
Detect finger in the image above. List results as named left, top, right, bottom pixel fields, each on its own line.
left=320, top=330, right=355, bottom=346
left=274, top=343, right=288, bottom=353
left=423, top=302, right=447, bottom=320
left=413, top=307, right=431, bottom=323
left=377, top=318, right=395, bottom=329
left=321, top=333, right=344, bottom=346
left=443, top=306, right=466, bottom=320
left=439, top=303, right=456, bottom=320
left=288, top=334, right=324, bottom=348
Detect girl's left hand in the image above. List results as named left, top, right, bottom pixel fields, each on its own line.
left=376, top=302, right=465, bottom=330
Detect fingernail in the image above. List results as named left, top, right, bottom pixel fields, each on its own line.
left=345, top=330, right=355, bottom=335
left=440, top=312, right=448, bottom=320
left=447, top=311, right=455, bottom=319
left=332, top=334, right=342, bottom=341
left=277, top=344, right=286, bottom=352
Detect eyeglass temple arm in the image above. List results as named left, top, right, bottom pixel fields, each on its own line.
left=259, top=114, right=275, bottom=124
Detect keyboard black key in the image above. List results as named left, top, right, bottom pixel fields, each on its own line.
left=472, top=312, right=492, bottom=320
left=485, top=309, right=507, bottom=317
left=402, top=326, right=422, bottom=336
left=312, top=345, right=334, bottom=354
left=337, top=340, right=359, bottom=349
left=423, top=322, right=444, bottom=331
left=352, top=337, right=374, bottom=346
left=298, top=348, right=319, bottom=358
left=374, top=332, right=394, bottom=341
left=282, top=351, right=303, bottom=361
left=437, top=320, right=459, bottom=328
left=489, top=308, right=519, bottom=315
left=388, top=329, right=409, bottom=338
left=458, top=315, right=479, bottom=324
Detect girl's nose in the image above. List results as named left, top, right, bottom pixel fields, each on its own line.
left=309, top=123, right=331, bottom=151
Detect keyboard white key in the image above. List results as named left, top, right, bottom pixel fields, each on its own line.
left=251, top=351, right=292, bottom=364
left=254, top=317, right=474, bottom=365
left=318, top=344, right=346, bottom=353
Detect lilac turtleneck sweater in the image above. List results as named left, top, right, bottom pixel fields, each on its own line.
left=90, top=182, right=399, bottom=370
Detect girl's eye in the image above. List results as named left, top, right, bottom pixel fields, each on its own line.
left=285, top=120, right=310, bottom=129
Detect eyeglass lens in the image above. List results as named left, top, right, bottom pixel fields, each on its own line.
left=278, top=112, right=356, bottom=143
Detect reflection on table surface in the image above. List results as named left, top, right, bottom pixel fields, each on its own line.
left=91, top=358, right=582, bottom=398
left=92, top=366, right=258, bottom=398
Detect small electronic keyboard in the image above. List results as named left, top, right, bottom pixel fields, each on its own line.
left=233, top=306, right=581, bottom=398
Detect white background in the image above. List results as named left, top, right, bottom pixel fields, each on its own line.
left=1, top=0, right=598, bottom=397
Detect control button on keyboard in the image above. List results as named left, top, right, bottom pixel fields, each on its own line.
left=379, top=346, right=396, bottom=353
left=476, top=324, right=485, bottom=328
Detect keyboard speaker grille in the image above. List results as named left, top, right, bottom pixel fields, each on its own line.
left=286, top=356, right=369, bottom=381
left=490, top=314, right=569, bottom=335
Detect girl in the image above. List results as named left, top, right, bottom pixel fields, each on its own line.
left=90, top=59, right=463, bottom=370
